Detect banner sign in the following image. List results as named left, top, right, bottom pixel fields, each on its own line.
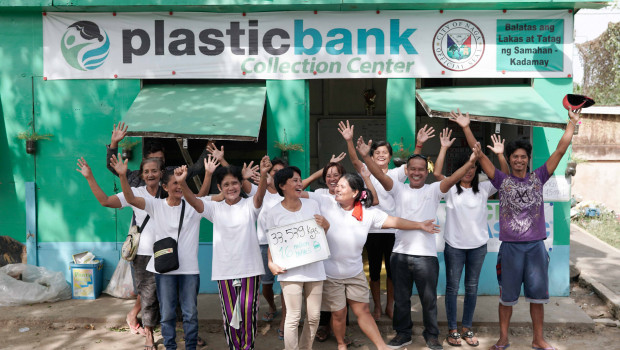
left=435, top=202, right=554, bottom=253
left=267, top=218, right=331, bottom=270
left=43, top=11, right=573, bottom=80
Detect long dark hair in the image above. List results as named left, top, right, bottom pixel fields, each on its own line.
left=340, top=173, right=374, bottom=208
left=454, top=156, right=480, bottom=195
left=274, top=166, right=302, bottom=197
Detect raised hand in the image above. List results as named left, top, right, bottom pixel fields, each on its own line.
left=337, top=120, right=355, bottom=141
left=110, top=122, right=128, bottom=146
left=439, top=128, right=456, bottom=148
left=260, top=155, right=272, bottom=175
left=471, top=142, right=482, bottom=162
left=203, top=155, right=220, bottom=174
left=356, top=136, right=372, bottom=157
left=206, top=142, right=225, bottom=161
left=241, top=161, right=256, bottom=180
left=568, top=108, right=582, bottom=126
left=487, top=134, right=505, bottom=155
left=174, top=165, right=188, bottom=182
left=416, top=124, right=436, bottom=144
left=421, top=219, right=441, bottom=234
left=449, top=108, right=470, bottom=129
left=110, top=154, right=128, bottom=176
left=330, top=152, right=346, bottom=163
left=252, top=171, right=262, bottom=184
left=76, top=157, right=93, bottom=178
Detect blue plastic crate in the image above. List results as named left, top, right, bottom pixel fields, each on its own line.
left=70, top=260, right=103, bottom=300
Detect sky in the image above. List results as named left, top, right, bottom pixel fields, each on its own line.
left=572, top=3, right=620, bottom=84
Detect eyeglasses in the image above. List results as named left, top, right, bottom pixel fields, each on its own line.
left=407, top=154, right=428, bottom=161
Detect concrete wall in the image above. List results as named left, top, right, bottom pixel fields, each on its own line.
left=572, top=112, right=620, bottom=211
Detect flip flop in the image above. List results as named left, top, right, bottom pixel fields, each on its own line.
left=126, top=318, right=145, bottom=335
left=532, top=347, right=556, bottom=350
left=278, top=328, right=284, bottom=340
left=490, top=344, right=510, bottom=350
left=262, top=310, right=277, bottom=322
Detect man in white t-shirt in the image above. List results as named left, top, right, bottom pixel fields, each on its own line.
left=359, top=137, right=480, bottom=350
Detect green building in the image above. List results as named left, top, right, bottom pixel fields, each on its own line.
left=0, top=1, right=609, bottom=294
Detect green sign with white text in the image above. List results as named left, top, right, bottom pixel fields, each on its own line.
left=496, top=19, right=564, bottom=71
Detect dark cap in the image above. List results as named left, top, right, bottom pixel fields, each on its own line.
left=563, top=94, right=595, bottom=111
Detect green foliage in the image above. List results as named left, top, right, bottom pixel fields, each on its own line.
left=273, top=129, right=304, bottom=152
left=577, top=22, right=620, bottom=105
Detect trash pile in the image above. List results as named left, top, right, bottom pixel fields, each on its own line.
left=0, top=264, right=71, bottom=306
left=571, top=199, right=615, bottom=219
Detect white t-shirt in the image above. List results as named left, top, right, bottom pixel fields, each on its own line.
left=201, top=197, right=265, bottom=280
left=389, top=181, right=445, bottom=257
left=444, top=181, right=497, bottom=249
left=143, top=198, right=202, bottom=275
left=308, top=193, right=388, bottom=279
left=313, top=188, right=330, bottom=195
left=117, top=186, right=158, bottom=256
left=264, top=199, right=326, bottom=282
left=256, top=190, right=284, bottom=245
left=367, top=164, right=407, bottom=234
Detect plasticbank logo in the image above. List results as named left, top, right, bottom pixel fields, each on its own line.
left=433, top=19, right=485, bottom=71
left=61, top=21, right=110, bottom=71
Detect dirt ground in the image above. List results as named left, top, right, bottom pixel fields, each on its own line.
left=2, top=281, right=619, bottom=350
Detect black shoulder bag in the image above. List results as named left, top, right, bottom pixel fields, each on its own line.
left=153, top=199, right=185, bottom=273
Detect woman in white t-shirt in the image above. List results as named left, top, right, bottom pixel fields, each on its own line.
left=77, top=156, right=163, bottom=349
left=178, top=156, right=271, bottom=350
left=304, top=173, right=440, bottom=350
left=338, top=120, right=435, bottom=320
left=112, top=156, right=206, bottom=350
left=265, top=166, right=330, bottom=350
left=433, top=129, right=508, bottom=347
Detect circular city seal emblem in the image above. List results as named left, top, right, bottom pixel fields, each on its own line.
left=433, top=19, right=485, bottom=71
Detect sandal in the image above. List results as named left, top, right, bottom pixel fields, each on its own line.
left=461, top=330, right=479, bottom=347
left=126, top=318, right=145, bottom=335
left=446, top=331, right=462, bottom=347
left=197, top=335, right=206, bottom=347
left=262, top=310, right=277, bottom=322
left=490, top=344, right=510, bottom=350
left=315, top=326, right=329, bottom=342
left=278, top=328, right=284, bottom=340
left=143, top=346, right=156, bottom=350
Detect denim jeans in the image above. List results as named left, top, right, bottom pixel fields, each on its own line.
left=155, top=274, right=200, bottom=350
left=444, top=243, right=487, bottom=330
left=390, top=252, right=439, bottom=340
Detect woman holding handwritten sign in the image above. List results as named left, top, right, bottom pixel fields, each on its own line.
left=304, top=174, right=440, bottom=350
left=266, top=166, right=330, bottom=350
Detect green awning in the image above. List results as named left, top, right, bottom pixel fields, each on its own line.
left=124, top=83, right=266, bottom=141
left=416, top=85, right=566, bottom=129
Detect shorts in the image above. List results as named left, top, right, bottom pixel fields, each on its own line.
left=497, top=240, right=550, bottom=306
left=260, top=244, right=275, bottom=285
left=321, top=271, right=369, bottom=312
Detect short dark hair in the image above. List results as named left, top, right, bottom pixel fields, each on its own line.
left=406, top=153, right=428, bottom=168
left=271, top=157, right=289, bottom=169
left=341, top=173, right=374, bottom=208
left=506, top=138, right=532, bottom=159
left=321, top=162, right=346, bottom=183
left=370, top=140, right=393, bottom=157
left=274, top=166, right=302, bottom=197
left=143, top=141, right=165, bottom=158
left=214, top=165, right=243, bottom=186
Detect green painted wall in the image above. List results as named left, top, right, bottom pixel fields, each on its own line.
left=386, top=78, right=416, bottom=165
left=266, top=80, right=310, bottom=177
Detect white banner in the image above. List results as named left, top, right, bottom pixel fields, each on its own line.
left=43, top=11, right=573, bottom=80
left=435, top=202, right=554, bottom=253
left=267, top=218, right=331, bottom=270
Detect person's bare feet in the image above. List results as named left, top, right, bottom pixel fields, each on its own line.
left=488, top=338, right=510, bottom=349
left=372, top=306, right=381, bottom=320
left=531, top=339, right=555, bottom=349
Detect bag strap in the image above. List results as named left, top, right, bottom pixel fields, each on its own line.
left=137, top=186, right=161, bottom=232
left=177, top=200, right=186, bottom=239
left=138, top=215, right=150, bottom=233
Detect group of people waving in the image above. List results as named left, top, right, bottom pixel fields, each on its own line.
left=78, top=107, right=582, bottom=350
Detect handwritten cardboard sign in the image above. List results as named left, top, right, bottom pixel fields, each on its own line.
left=267, top=218, right=331, bottom=270
left=543, top=175, right=571, bottom=202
